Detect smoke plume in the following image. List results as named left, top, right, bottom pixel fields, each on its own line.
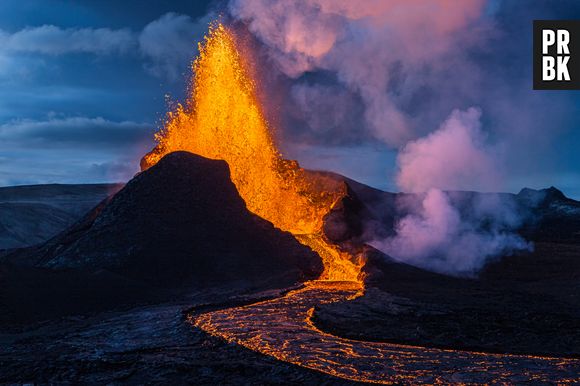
left=370, top=108, right=532, bottom=275
left=370, top=188, right=531, bottom=275
left=396, top=108, right=501, bottom=193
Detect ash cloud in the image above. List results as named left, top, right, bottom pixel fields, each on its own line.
left=226, top=0, right=580, bottom=199
left=287, top=83, right=366, bottom=145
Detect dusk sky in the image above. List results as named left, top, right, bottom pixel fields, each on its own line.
left=1, top=0, right=580, bottom=198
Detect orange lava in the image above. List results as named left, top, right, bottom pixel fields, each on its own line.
left=192, top=281, right=580, bottom=384
left=141, top=23, right=364, bottom=283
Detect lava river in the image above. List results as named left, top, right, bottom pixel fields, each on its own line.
left=191, top=281, right=580, bottom=384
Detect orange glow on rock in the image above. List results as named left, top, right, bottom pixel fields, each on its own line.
left=142, top=23, right=364, bottom=283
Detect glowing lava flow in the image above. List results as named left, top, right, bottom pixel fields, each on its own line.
left=192, top=281, right=580, bottom=384
left=141, top=23, right=363, bottom=283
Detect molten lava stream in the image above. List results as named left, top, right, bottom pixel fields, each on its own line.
left=141, top=23, right=364, bottom=285
left=191, top=283, right=580, bottom=384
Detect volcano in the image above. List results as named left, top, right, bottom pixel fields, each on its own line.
left=2, top=15, right=580, bottom=385
left=5, top=151, right=322, bottom=288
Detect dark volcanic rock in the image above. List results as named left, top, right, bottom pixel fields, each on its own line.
left=322, top=183, right=367, bottom=243
left=0, top=286, right=353, bottom=385
left=7, top=152, right=322, bottom=288
left=516, top=186, right=580, bottom=243
left=517, top=186, right=567, bottom=205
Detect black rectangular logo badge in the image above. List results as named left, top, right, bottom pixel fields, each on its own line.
left=534, top=20, right=580, bottom=90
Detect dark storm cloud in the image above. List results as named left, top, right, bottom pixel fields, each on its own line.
left=0, top=116, right=154, bottom=186
left=0, top=12, right=212, bottom=81
left=0, top=148, right=144, bottom=187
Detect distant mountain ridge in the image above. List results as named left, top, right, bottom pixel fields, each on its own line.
left=0, top=183, right=122, bottom=249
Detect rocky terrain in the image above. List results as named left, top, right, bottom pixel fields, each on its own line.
left=331, top=172, right=580, bottom=245
left=4, top=152, right=321, bottom=285
left=0, top=285, right=353, bottom=385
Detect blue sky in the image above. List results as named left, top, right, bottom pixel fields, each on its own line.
left=1, top=0, right=580, bottom=198
left=0, top=0, right=214, bottom=186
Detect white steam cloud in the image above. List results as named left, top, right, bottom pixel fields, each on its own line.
left=370, top=188, right=532, bottom=275
left=397, top=108, right=501, bottom=193
left=370, top=108, right=532, bottom=275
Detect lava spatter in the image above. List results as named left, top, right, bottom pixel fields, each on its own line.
left=142, top=23, right=364, bottom=283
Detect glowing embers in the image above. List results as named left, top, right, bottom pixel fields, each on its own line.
left=142, top=23, right=363, bottom=282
